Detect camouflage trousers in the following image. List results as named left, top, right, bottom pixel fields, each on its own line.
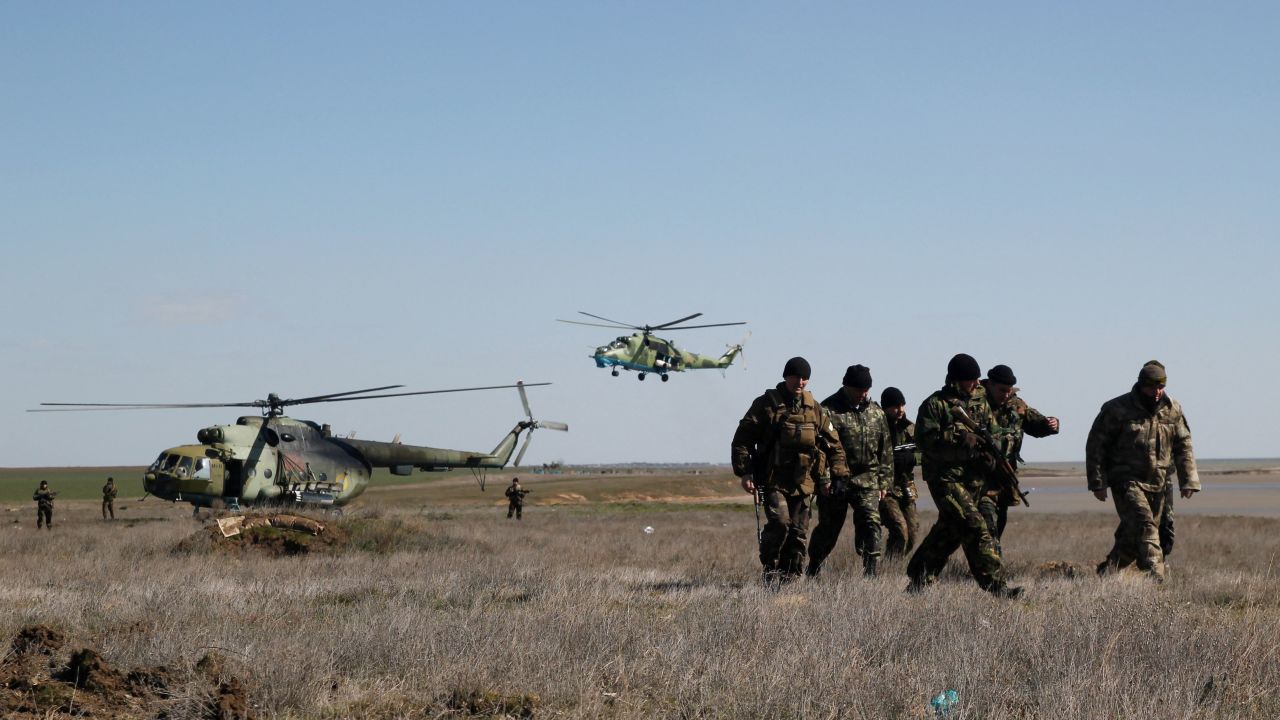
left=808, top=487, right=882, bottom=575
left=103, top=499, right=115, bottom=520
left=1099, top=483, right=1171, bottom=579
left=507, top=500, right=523, bottom=519
left=907, top=478, right=1005, bottom=591
left=759, top=488, right=812, bottom=580
left=880, top=491, right=918, bottom=559
left=976, top=494, right=1011, bottom=558
left=37, top=506, right=52, bottom=530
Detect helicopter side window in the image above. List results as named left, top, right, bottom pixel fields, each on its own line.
left=148, top=453, right=167, bottom=473
left=193, top=458, right=211, bottom=480
left=161, top=454, right=180, bottom=472
left=176, top=456, right=193, bottom=478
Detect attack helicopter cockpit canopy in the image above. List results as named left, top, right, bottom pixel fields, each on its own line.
left=557, top=311, right=748, bottom=381
left=30, top=382, right=567, bottom=510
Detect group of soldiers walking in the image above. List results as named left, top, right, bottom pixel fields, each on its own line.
left=28, top=477, right=118, bottom=529
left=732, top=353, right=1197, bottom=594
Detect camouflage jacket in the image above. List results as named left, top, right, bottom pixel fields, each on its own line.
left=1086, top=386, right=1199, bottom=493
left=985, top=386, right=1058, bottom=478
left=731, top=383, right=850, bottom=495
left=33, top=489, right=55, bottom=509
left=916, top=383, right=993, bottom=485
left=887, top=416, right=917, bottom=499
left=820, top=390, right=892, bottom=492
left=505, top=485, right=527, bottom=501
left=103, top=483, right=118, bottom=501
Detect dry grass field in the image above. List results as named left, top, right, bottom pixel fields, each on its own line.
left=1, top=468, right=1278, bottom=718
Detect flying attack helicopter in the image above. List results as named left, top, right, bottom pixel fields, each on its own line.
left=30, top=382, right=566, bottom=510
left=557, top=312, right=747, bottom=381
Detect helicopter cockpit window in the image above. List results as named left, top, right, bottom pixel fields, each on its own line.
left=175, top=456, right=193, bottom=478
left=148, top=453, right=166, bottom=473
left=193, top=457, right=211, bottom=480
left=160, top=454, right=180, bottom=473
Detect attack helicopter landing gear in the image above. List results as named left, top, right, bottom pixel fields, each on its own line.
left=637, top=373, right=646, bottom=381
left=661, top=374, right=669, bottom=382
left=611, top=369, right=619, bottom=377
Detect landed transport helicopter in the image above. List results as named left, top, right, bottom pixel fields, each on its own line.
left=557, top=311, right=748, bottom=381
left=29, top=382, right=566, bottom=511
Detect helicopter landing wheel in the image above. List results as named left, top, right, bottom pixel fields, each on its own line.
left=611, top=369, right=619, bottom=377
left=638, top=373, right=646, bottom=381
left=661, top=374, right=669, bottom=382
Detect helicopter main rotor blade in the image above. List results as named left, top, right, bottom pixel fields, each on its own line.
left=538, top=421, right=569, bottom=432
left=649, top=321, right=747, bottom=331
left=311, top=383, right=551, bottom=404
left=577, top=311, right=642, bottom=329
left=649, top=313, right=704, bottom=330
left=285, top=385, right=406, bottom=405
left=32, top=401, right=261, bottom=412
left=556, top=319, right=637, bottom=330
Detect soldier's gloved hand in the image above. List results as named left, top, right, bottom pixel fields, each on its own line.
left=1181, top=488, right=1197, bottom=499
left=960, top=431, right=981, bottom=452
left=1092, top=488, right=1108, bottom=502
left=740, top=474, right=755, bottom=494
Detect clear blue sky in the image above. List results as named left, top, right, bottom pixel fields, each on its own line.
left=2, top=3, right=1277, bottom=467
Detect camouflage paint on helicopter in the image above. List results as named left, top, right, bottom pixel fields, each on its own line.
left=559, top=311, right=747, bottom=382
left=36, top=383, right=566, bottom=510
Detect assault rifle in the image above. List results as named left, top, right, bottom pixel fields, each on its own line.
left=948, top=405, right=1028, bottom=507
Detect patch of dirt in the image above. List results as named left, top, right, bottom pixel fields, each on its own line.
left=175, top=512, right=351, bottom=557
left=0, top=625, right=255, bottom=719
left=442, top=688, right=540, bottom=718
left=1035, top=560, right=1084, bottom=580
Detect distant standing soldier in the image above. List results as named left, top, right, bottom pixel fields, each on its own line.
left=978, top=365, right=1059, bottom=555
left=1088, top=361, right=1198, bottom=580
left=505, top=478, right=529, bottom=519
left=732, top=357, right=850, bottom=585
left=906, top=354, right=1021, bottom=597
left=102, top=476, right=118, bottom=520
left=808, top=365, right=892, bottom=577
left=33, top=480, right=55, bottom=530
left=879, top=386, right=919, bottom=558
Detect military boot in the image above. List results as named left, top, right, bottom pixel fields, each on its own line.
left=989, top=584, right=1024, bottom=599
left=862, top=555, right=879, bottom=578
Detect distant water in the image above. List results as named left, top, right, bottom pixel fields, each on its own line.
left=1025, top=458, right=1280, bottom=474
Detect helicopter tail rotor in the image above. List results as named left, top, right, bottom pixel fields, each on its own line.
left=512, top=381, right=569, bottom=467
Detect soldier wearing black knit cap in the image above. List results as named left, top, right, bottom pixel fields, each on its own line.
left=879, top=386, right=919, bottom=558
left=906, top=354, right=1022, bottom=598
left=977, top=364, right=1060, bottom=555
left=731, top=357, right=850, bottom=586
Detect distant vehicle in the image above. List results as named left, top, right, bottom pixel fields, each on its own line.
left=30, top=382, right=566, bottom=510
left=558, top=311, right=747, bottom=382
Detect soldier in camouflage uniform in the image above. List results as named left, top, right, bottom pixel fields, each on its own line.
left=733, top=357, right=850, bottom=585
left=102, top=476, right=118, bottom=520
left=879, top=387, right=919, bottom=558
left=906, top=354, right=1021, bottom=598
left=33, top=480, right=55, bottom=530
left=505, top=478, right=529, bottom=519
left=807, top=365, right=891, bottom=577
left=978, top=365, right=1059, bottom=556
left=1088, top=361, right=1198, bottom=580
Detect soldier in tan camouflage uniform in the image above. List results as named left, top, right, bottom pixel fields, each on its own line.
left=733, top=357, right=850, bottom=585
left=1088, top=361, right=1198, bottom=580
left=879, top=387, right=919, bottom=558
left=102, top=477, right=118, bottom=520
left=33, top=480, right=55, bottom=530
left=978, top=365, right=1059, bottom=556
left=808, top=365, right=892, bottom=577
left=906, top=354, right=1021, bottom=597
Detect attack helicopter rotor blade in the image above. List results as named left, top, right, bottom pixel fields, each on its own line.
left=649, top=313, right=704, bottom=330
left=308, top=382, right=551, bottom=404
left=556, top=319, right=637, bottom=329
left=514, top=430, right=535, bottom=467
left=538, top=421, right=569, bottom=432
left=517, top=381, right=532, bottom=419
left=31, top=401, right=262, bottom=412
left=652, top=321, right=748, bottom=331
left=577, top=311, right=643, bottom=329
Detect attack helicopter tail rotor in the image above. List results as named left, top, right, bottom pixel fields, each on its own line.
left=513, top=380, right=569, bottom=467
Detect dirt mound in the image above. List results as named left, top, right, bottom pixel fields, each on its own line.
left=1035, top=560, right=1084, bottom=580
left=444, top=688, right=540, bottom=718
left=175, top=512, right=351, bottom=557
left=0, top=625, right=255, bottom=719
